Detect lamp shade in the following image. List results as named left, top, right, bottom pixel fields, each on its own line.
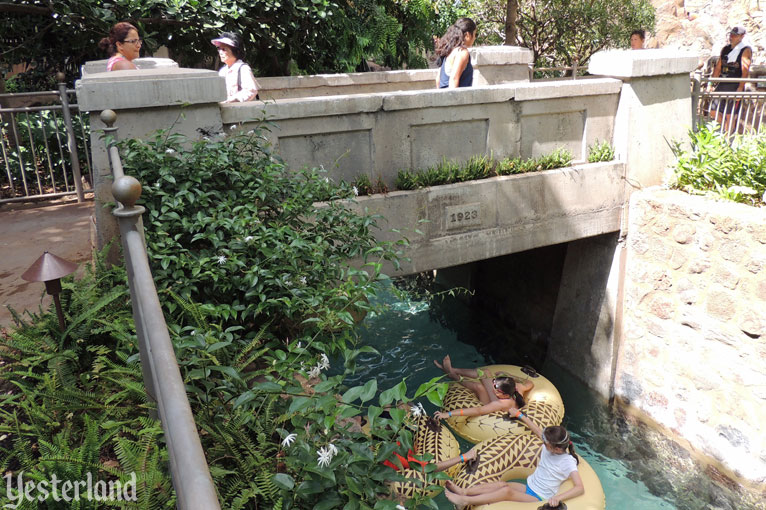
left=20, top=251, right=78, bottom=282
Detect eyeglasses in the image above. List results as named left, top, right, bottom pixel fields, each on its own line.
left=123, top=38, right=142, bottom=45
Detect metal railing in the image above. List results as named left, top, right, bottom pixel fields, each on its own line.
left=100, top=109, right=221, bottom=509
left=0, top=74, right=91, bottom=204
left=529, top=61, right=580, bottom=81
left=691, top=74, right=766, bottom=134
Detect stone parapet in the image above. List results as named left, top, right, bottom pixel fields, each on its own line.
left=513, top=77, right=622, bottom=101
left=76, top=68, right=225, bottom=112
left=617, top=188, right=766, bottom=486
left=81, top=57, right=179, bottom=76
left=588, top=49, right=699, bottom=78
left=342, top=161, right=625, bottom=275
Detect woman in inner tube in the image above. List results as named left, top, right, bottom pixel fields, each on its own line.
left=433, top=355, right=534, bottom=420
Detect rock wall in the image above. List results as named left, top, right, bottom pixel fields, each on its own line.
left=615, top=188, right=766, bottom=486
left=650, top=0, right=766, bottom=67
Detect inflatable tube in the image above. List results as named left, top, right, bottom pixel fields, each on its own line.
left=388, top=414, right=461, bottom=498
left=451, top=432, right=605, bottom=510
left=442, top=365, right=564, bottom=444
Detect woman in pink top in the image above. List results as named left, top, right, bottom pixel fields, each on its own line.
left=211, top=32, right=259, bottom=102
left=99, top=22, right=141, bottom=71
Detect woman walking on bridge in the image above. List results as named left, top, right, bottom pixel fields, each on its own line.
left=435, top=18, right=477, bottom=89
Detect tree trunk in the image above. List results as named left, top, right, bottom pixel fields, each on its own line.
left=504, top=0, right=518, bottom=45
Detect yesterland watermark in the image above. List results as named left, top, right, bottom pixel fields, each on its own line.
left=3, top=471, right=136, bottom=508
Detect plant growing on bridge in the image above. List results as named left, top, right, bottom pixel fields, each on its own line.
left=670, top=124, right=766, bottom=206
left=587, top=140, right=615, bottom=163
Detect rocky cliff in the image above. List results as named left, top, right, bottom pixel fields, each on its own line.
left=649, top=0, right=766, bottom=66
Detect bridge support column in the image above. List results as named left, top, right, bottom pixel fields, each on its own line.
left=76, top=64, right=226, bottom=261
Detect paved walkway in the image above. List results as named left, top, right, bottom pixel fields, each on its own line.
left=0, top=199, right=94, bottom=329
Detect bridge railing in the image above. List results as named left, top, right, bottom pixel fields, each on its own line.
left=99, top=109, right=221, bottom=510
left=0, top=73, right=91, bottom=203
left=691, top=74, right=766, bottom=134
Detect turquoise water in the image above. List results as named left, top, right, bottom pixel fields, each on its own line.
left=345, top=282, right=680, bottom=509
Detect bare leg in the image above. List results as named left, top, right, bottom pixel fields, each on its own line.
left=445, top=484, right=538, bottom=506
left=435, top=355, right=491, bottom=403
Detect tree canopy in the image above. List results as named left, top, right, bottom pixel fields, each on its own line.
left=0, top=0, right=443, bottom=88
left=467, top=0, right=656, bottom=68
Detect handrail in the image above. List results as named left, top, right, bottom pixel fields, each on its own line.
left=691, top=75, right=766, bottom=135
left=100, top=109, right=221, bottom=510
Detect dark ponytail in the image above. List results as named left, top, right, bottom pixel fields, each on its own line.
left=543, top=426, right=579, bottom=465
left=99, top=22, right=137, bottom=57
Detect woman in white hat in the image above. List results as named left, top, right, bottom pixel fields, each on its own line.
left=211, top=32, right=259, bottom=102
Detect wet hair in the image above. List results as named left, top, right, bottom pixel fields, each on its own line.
left=98, top=22, right=138, bottom=57
left=630, top=29, right=646, bottom=41
left=543, top=426, right=579, bottom=464
left=216, top=32, right=245, bottom=60
left=494, top=377, right=526, bottom=408
left=435, top=18, right=477, bottom=58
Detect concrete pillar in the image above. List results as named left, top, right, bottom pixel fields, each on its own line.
left=548, top=233, right=623, bottom=398
left=75, top=64, right=226, bottom=256
left=588, top=49, right=699, bottom=192
left=470, top=46, right=533, bottom=85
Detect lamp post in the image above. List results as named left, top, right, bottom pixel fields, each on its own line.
left=20, top=251, right=78, bottom=329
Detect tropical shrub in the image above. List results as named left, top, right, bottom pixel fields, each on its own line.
left=670, top=124, right=766, bottom=206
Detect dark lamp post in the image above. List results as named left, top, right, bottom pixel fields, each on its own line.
left=20, top=251, right=78, bottom=329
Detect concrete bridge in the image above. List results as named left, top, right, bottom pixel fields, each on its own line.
left=78, top=47, right=697, bottom=277
left=74, top=50, right=766, bottom=490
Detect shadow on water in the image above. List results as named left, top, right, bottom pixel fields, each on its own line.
left=346, top=280, right=760, bottom=510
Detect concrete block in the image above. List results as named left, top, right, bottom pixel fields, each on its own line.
left=588, top=49, right=699, bottom=78
left=514, top=78, right=622, bottom=101
left=76, top=67, right=226, bottom=111
left=410, top=119, right=489, bottom=169
left=223, top=94, right=383, bottom=123
left=81, top=57, right=178, bottom=76
left=470, top=46, right=534, bottom=66
left=382, top=86, right=516, bottom=111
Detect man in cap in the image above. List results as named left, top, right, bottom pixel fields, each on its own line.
left=709, top=25, right=752, bottom=131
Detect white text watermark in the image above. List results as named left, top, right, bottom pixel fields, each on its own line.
left=4, top=471, right=137, bottom=508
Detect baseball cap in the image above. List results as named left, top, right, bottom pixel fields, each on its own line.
left=730, top=26, right=746, bottom=35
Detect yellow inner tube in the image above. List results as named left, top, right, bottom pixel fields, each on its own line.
left=442, top=365, right=565, bottom=444
left=388, top=414, right=461, bottom=498
left=452, top=432, right=605, bottom=510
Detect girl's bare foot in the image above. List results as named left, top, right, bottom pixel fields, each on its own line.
left=444, top=489, right=468, bottom=507
left=446, top=480, right=466, bottom=495
left=442, top=355, right=453, bottom=373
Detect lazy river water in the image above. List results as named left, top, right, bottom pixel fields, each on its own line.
left=343, top=281, right=747, bottom=510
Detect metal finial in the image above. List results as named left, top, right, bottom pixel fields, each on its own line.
left=100, top=109, right=117, bottom=127
left=112, top=175, right=142, bottom=207
left=55, top=72, right=66, bottom=83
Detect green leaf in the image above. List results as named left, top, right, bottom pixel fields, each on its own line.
left=359, top=379, right=377, bottom=402
left=273, top=473, right=295, bottom=490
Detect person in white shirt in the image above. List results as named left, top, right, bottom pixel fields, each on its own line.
left=211, top=32, right=259, bottom=103
left=444, top=413, right=584, bottom=508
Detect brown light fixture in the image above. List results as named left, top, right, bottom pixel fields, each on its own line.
left=21, top=251, right=78, bottom=329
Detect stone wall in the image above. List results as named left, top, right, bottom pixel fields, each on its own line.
left=615, top=188, right=766, bottom=486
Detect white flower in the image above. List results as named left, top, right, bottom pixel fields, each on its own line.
left=317, top=446, right=333, bottom=468
left=320, top=165, right=325, bottom=171
left=281, top=433, right=297, bottom=448
left=230, top=124, right=237, bottom=130
left=308, top=365, right=322, bottom=379
left=154, top=182, right=160, bottom=188
left=244, top=236, right=254, bottom=242
left=327, top=443, right=338, bottom=456
left=352, top=186, right=359, bottom=196
left=297, top=342, right=303, bottom=349
left=318, top=353, right=330, bottom=370
left=411, top=402, right=426, bottom=417
left=324, top=177, right=329, bottom=183
left=299, top=276, right=307, bottom=285
left=165, top=148, right=175, bottom=154
left=396, top=505, right=406, bottom=510
left=217, top=255, right=227, bottom=265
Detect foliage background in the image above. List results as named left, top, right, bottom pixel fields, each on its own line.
left=0, top=0, right=444, bottom=88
